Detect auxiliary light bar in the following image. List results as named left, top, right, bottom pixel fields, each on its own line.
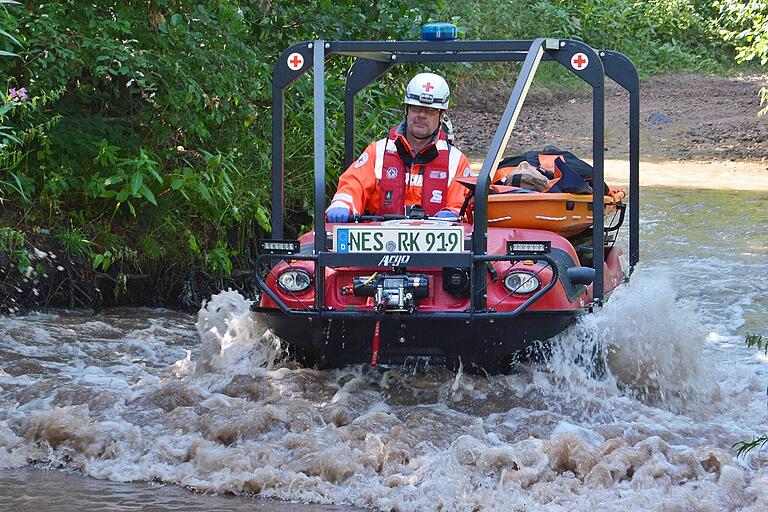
left=259, top=239, right=300, bottom=255
left=506, top=241, right=551, bottom=255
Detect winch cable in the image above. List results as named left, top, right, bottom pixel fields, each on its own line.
left=370, top=297, right=387, bottom=367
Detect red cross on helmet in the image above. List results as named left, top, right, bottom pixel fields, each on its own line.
left=404, top=72, right=450, bottom=110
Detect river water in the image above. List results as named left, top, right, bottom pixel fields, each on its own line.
left=1, top=186, right=767, bottom=511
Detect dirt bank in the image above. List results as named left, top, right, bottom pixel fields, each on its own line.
left=0, top=233, right=259, bottom=315
left=452, top=73, right=768, bottom=185
left=465, top=158, right=768, bottom=191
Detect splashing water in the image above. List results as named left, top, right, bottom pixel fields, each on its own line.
left=1, top=271, right=767, bottom=511
left=544, top=269, right=717, bottom=416
left=190, top=289, right=283, bottom=379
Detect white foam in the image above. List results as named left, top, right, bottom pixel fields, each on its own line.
left=545, top=270, right=720, bottom=417
left=191, top=290, right=282, bottom=381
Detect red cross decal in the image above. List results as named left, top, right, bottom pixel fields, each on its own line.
left=287, top=52, right=304, bottom=71
left=422, top=82, right=434, bottom=92
left=571, top=53, right=588, bottom=71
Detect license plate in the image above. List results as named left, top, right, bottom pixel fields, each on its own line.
left=334, top=225, right=464, bottom=253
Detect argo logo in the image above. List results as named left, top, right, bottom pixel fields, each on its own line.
left=378, top=254, right=411, bottom=266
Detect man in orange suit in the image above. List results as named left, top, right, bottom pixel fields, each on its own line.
left=326, top=72, right=472, bottom=223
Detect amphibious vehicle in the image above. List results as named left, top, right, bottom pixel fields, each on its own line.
left=251, top=25, right=640, bottom=371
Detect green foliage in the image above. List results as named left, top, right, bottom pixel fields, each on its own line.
left=716, top=1, right=768, bottom=65
left=733, top=333, right=768, bottom=457
left=0, top=0, right=441, bottom=276
left=93, top=245, right=138, bottom=273
left=1, top=83, right=64, bottom=206
left=745, top=333, right=766, bottom=354
left=734, top=435, right=768, bottom=458
left=1, top=0, right=764, bottom=282
left=0, top=0, right=21, bottom=58
left=715, top=0, right=768, bottom=115
left=444, top=0, right=726, bottom=78
left=445, top=0, right=766, bottom=113
left=204, top=240, right=236, bottom=276
left=53, top=227, right=92, bottom=262
left=0, top=226, right=31, bottom=272
left=92, top=143, right=164, bottom=217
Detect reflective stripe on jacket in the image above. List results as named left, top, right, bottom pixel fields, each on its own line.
left=328, top=123, right=471, bottom=216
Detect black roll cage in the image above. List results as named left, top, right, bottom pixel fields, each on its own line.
left=268, top=37, right=639, bottom=311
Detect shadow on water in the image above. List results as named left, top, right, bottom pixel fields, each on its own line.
left=0, top=468, right=358, bottom=512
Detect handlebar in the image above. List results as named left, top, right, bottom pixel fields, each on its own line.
left=354, top=214, right=408, bottom=222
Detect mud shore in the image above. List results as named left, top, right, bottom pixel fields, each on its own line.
left=455, top=73, right=768, bottom=189
left=467, top=157, right=768, bottom=191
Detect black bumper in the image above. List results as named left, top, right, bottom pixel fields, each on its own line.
left=252, top=307, right=582, bottom=371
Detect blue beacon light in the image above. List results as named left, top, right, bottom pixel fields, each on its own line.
left=421, top=23, right=457, bottom=41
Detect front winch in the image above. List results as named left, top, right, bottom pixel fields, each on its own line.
left=353, top=274, right=429, bottom=312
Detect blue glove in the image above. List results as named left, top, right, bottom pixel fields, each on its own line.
left=434, top=210, right=460, bottom=222
left=326, top=206, right=350, bottom=223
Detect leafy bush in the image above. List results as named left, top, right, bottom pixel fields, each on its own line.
left=0, top=0, right=441, bottom=276
left=715, top=0, right=768, bottom=115
left=1, top=0, right=763, bottom=285
left=53, top=227, right=92, bottom=262
left=0, top=226, right=30, bottom=272
left=444, top=0, right=727, bottom=78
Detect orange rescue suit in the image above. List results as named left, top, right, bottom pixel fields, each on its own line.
left=328, top=124, right=472, bottom=217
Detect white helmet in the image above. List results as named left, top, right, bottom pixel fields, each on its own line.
left=404, top=72, right=450, bottom=110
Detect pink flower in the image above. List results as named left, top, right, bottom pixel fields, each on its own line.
left=8, top=87, right=28, bottom=101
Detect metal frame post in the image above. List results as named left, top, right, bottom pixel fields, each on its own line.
left=471, top=38, right=552, bottom=311
left=600, top=51, right=640, bottom=272
left=270, top=80, right=285, bottom=238
left=344, top=60, right=395, bottom=167
left=313, top=40, right=327, bottom=309
left=548, top=41, right=606, bottom=303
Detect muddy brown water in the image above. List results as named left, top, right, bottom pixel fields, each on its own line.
left=1, top=184, right=767, bottom=511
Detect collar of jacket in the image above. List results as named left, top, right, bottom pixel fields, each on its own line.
left=394, top=120, right=446, bottom=156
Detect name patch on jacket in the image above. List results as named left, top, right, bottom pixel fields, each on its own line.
left=428, top=170, right=447, bottom=179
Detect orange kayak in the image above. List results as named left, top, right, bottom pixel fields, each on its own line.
left=457, top=176, right=624, bottom=237
left=487, top=192, right=620, bottom=237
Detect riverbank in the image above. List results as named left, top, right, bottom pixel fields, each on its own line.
left=467, top=157, right=768, bottom=191
left=0, top=232, right=259, bottom=315
left=460, top=72, right=768, bottom=191
left=605, top=159, right=768, bottom=190
left=453, top=73, right=768, bottom=163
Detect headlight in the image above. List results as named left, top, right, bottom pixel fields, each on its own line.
left=277, top=269, right=312, bottom=293
left=503, top=271, right=540, bottom=294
